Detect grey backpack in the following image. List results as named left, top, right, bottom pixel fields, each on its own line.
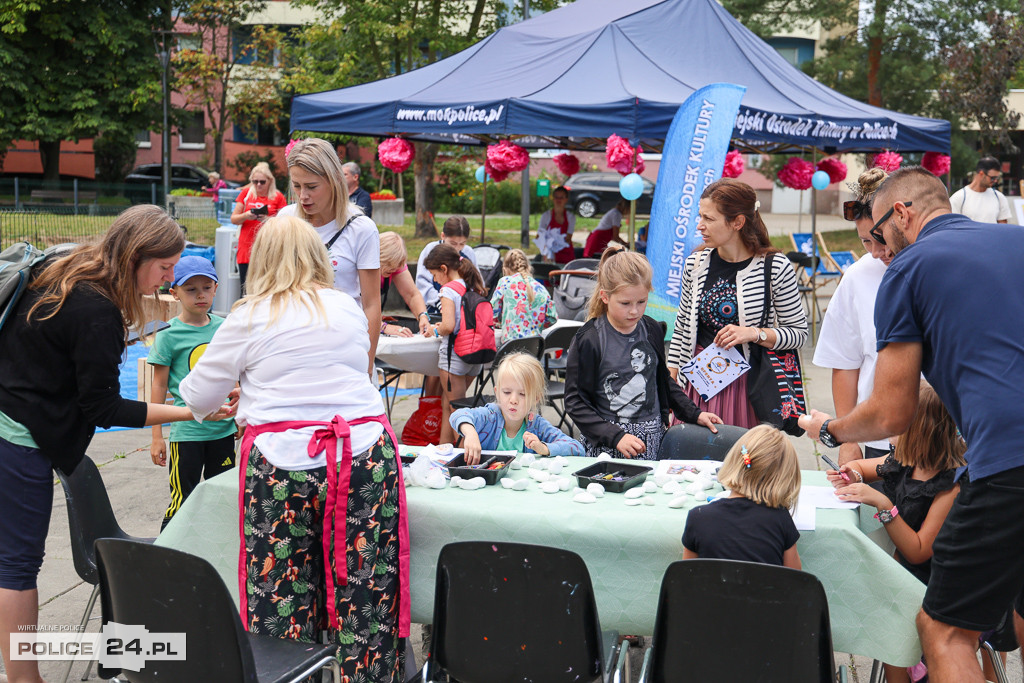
left=0, top=242, right=75, bottom=332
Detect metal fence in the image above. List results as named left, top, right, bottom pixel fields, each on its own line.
left=0, top=204, right=224, bottom=249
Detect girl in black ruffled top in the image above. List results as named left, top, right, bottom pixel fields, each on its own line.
left=827, top=381, right=965, bottom=683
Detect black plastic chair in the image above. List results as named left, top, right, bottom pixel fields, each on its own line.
left=424, top=541, right=627, bottom=683
left=450, top=335, right=544, bottom=411
left=55, top=456, right=155, bottom=683
left=542, top=324, right=582, bottom=434
left=658, top=423, right=749, bottom=461
left=638, top=559, right=847, bottom=683
left=95, top=538, right=342, bottom=683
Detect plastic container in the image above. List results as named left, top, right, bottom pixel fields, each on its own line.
left=446, top=454, right=516, bottom=485
left=573, top=461, right=652, bottom=493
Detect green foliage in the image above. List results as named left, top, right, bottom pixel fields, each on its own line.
left=169, top=188, right=204, bottom=196
left=93, top=129, right=139, bottom=187
left=0, top=0, right=164, bottom=179
left=434, top=160, right=553, bottom=214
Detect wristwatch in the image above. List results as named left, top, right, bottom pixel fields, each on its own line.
left=874, top=505, right=899, bottom=524
left=819, top=419, right=841, bottom=448
left=756, top=328, right=768, bottom=343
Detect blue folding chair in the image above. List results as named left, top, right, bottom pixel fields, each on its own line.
left=828, top=250, right=858, bottom=273
left=790, top=233, right=842, bottom=283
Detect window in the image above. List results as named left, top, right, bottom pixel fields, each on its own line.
left=135, top=130, right=152, bottom=149
left=179, top=110, right=206, bottom=149
left=177, top=33, right=202, bottom=52
left=774, top=47, right=800, bottom=67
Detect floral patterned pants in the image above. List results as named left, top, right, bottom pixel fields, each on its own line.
left=242, top=431, right=405, bottom=682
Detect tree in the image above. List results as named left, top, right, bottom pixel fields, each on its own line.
left=0, top=0, right=163, bottom=181
left=172, top=0, right=284, bottom=173
left=283, top=0, right=565, bottom=237
left=938, top=8, right=1024, bottom=155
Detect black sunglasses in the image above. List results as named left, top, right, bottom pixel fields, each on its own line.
left=869, top=201, right=912, bottom=245
left=253, top=179, right=268, bottom=185
left=843, top=200, right=870, bottom=222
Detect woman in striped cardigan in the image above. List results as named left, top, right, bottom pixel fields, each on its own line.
left=666, top=179, right=807, bottom=428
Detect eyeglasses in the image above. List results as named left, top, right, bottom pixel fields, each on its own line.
left=842, top=200, right=870, bottom=222
left=986, top=173, right=1003, bottom=182
left=869, top=201, right=912, bottom=245
left=253, top=179, right=268, bottom=186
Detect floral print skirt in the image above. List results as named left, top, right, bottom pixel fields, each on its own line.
left=242, top=431, right=405, bottom=682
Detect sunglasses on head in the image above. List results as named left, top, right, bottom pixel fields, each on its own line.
left=843, top=200, right=870, bottom=222
left=869, top=201, right=913, bottom=245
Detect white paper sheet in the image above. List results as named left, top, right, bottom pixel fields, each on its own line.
left=533, top=228, right=570, bottom=259
left=792, top=485, right=861, bottom=531
left=679, top=343, right=751, bottom=401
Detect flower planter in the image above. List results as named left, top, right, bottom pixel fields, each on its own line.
left=372, top=198, right=404, bottom=227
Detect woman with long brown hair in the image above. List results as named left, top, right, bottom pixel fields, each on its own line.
left=0, top=205, right=235, bottom=683
left=666, top=178, right=806, bottom=428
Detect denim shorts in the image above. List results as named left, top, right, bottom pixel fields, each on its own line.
left=923, top=464, right=1024, bottom=631
left=0, top=438, right=54, bottom=590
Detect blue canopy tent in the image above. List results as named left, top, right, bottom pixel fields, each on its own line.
left=291, top=0, right=950, bottom=153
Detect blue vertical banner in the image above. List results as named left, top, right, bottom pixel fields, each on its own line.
left=648, top=84, right=746, bottom=322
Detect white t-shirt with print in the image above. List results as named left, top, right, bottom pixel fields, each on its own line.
left=279, top=204, right=380, bottom=304
left=812, top=255, right=890, bottom=451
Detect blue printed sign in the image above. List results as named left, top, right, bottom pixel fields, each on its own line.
left=648, top=84, right=747, bottom=309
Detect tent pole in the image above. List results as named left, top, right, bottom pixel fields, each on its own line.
left=810, top=150, right=818, bottom=343
left=481, top=177, right=487, bottom=239
left=629, top=199, right=636, bottom=250
left=521, top=167, right=530, bottom=249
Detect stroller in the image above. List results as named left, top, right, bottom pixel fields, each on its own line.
left=551, top=258, right=599, bottom=321
left=473, top=243, right=510, bottom=297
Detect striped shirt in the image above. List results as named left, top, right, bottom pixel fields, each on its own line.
left=667, top=249, right=807, bottom=373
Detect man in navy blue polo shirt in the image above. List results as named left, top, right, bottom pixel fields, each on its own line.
left=800, top=166, right=1024, bottom=682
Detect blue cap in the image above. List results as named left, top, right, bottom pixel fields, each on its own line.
left=172, top=255, right=218, bottom=287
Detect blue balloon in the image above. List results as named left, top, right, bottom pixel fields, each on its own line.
left=811, top=170, right=830, bottom=191
left=475, top=166, right=488, bottom=183
left=619, top=173, right=644, bottom=201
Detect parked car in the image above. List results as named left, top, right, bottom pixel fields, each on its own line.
left=124, top=163, right=240, bottom=196
left=564, top=172, right=655, bottom=218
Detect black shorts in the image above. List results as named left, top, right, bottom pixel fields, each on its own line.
left=923, top=464, right=1024, bottom=631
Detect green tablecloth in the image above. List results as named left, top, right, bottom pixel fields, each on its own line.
left=157, top=456, right=925, bottom=666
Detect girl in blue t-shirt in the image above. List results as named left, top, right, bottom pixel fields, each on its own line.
left=682, top=425, right=802, bottom=569
left=451, top=353, right=583, bottom=465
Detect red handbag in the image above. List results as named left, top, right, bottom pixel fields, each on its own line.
left=401, top=396, right=443, bottom=446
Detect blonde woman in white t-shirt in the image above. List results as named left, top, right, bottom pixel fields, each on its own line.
left=281, top=138, right=381, bottom=373
left=179, top=216, right=409, bottom=681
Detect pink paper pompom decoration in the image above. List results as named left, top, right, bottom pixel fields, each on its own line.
left=922, top=152, right=951, bottom=176
left=777, top=157, right=815, bottom=190
left=554, top=153, right=580, bottom=177
left=722, top=150, right=745, bottom=179
left=284, top=138, right=300, bottom=159
left=606, top=134, right=645, bottom=176
left=485, top=141, right=530, bottom=182
left=377, top=137, right=415, bottom=174
left=872, top=151, right=903, bottom=173
left=816, top=157, right=847, bottom=184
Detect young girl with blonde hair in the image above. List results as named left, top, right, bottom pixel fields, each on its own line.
left=179, top=215, right=409, bottom=682
left=281, top=138, right=381, bottom=371
left=490, top=248, right=556, bottom=340
left=565, top=247, right=722, bottom=460
left=451, top=353, right=583, bottom=464
left=379, top=231, right=430, bottom=337
left=683, top=424, right=802, bottom=568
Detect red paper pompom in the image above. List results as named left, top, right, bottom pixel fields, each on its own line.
left=722, top=150, right=745, bottom=179
left=553, top=153, right=580, bottom=177
left=284, top=138, right=300, bottom=160
left=872, top=151, right=903, bottom=173
left=485, top=141, right=530, bottom=182
left=605, top=134, right=645, bottom=176
left=816, top=157, right=847, bottom=184
left=922, top=152, right=951, bottom=177
left=377, top=137, right=415, bottom=174
left=777, top=157, right=815, bottom=190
